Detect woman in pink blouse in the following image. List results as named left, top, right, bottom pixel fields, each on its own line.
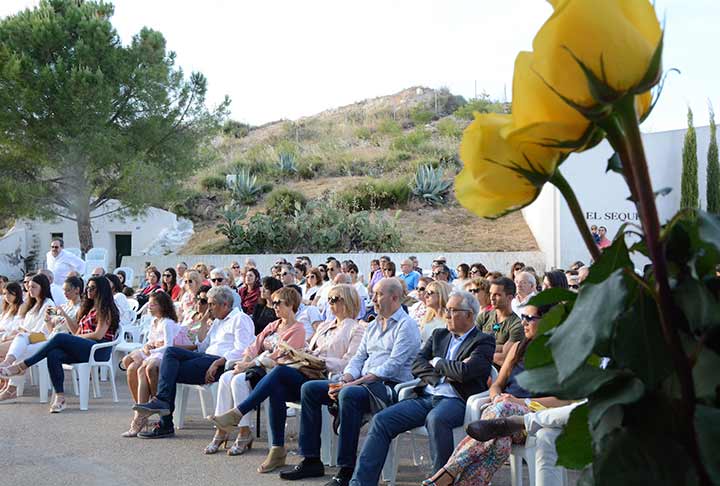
left=208, top=284, right=365, bottom=474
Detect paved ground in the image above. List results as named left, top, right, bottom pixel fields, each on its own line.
left=0, top=373, right=579, bottom=486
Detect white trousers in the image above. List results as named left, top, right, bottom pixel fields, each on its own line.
left=524, top=402, right=585, bottom=486
left=214, top=370, right=252, bottom=427
left=7, top=334, right=48, bottom=387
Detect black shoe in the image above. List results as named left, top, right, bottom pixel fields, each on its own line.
left=137, top=422, right=175, bottom=439
left=132, top=398, right=171, bottom=418
left=279, top=458, right=325, bottom=480
left=324, top=476, right=350, bottom=486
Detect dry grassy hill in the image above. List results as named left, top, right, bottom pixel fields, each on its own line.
left=178, top=86, right=538, bottom=254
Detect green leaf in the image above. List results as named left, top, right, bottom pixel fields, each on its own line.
left=611, top=293, right=674, bottom=387
left=592, top=429, right=695, bottom=486
left=555, top=402, right=593, bottom=469
left=591, top=404, right=624, bottom=445
left=536, top=303, right=571, bottom=334
left=562, top=48, right=621, bottom=104
left=587, top=375, right=644, bottom=429
left=524, top=335, right=553, bottom=369
left=632, top=32, right=664, bottom=93
left=606, top=152, right=623, bottom=174
left=695, top=405, right=720, bottom=479
left=517, top=364, right=625, bottom=399
left=585, top=237, right=633, bottom=285
left=693, top=346, right=720, bottom=402
left=549, top=270, right=629, bottom=381
left=696, top=210, right=720, bottom=254
left=673, top=278, right=720, bottom=332
left=527, top=288, right=577, bottom=307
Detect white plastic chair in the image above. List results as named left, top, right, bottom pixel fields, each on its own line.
left=57, top=336, right=121, bottom=410
left=114, top=267, right=135, bottom=288
left=84, top=248, right=109, bottom=276
left=126, top=298, right=139, bottom=312
left=64, top=248, right=82, bottom=258
left=113, top=315, right=152, bottom=364
left=384, top=367, right=499, bottom=486
left=175, top=383, right=218, bottom=429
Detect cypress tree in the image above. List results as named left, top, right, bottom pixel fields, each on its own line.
left=680, top=108, right=699, bottom=211
left=707, top=106, right=720, bottom=214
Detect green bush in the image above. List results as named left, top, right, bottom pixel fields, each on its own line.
left=436, top=118, right=462, bottom=138
left=266, top=188, right=307, bottom=216
left=222, top=120, right=252, bottom=138
left=278, top=151, right=298, bottom=174
left=391, top=128, right=430, bottom=153
left=355, top=126, right=373, bottom=140
left=377, top=118, right=402, bottom=136
left=228, top=169, right=263, bottom=205
left=218, top=200, right=402, bottom=253
left=410, top=105, right=435, bottom=125
left=200, top=174, right=227, bottom=192
left=336, top=178, right=411, bottom=211
left=454, top=94, right=508, bottom=120
left=411, top=165, right=453, bottom=205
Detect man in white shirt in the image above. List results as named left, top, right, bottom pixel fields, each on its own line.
left=511, top=271, right=537, bottom=315
left=133, top=286, right=254, bottom=438
left=45, top=239, right=84, bottom=284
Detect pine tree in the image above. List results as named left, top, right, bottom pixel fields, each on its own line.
left=680, top=108, right=699, bottom=211
left=707, top=106, right=720, bottom=214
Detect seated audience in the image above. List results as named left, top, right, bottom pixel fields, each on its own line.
left=469, top=263, right=488, bottom=279
left=130, top=286, right=254, bottom=438
left=209, top=268, right=242, bottom=309
left=476, top=277, right=523, bottom=367
left=420, top=281, right=452, bottom=342
left=238, top=268, right=261, bottom=316
left=432, top=264, right=451, bottom=283
left=161, top=267, right=182, bottom=301
left=179, top=270, right=202, bottom=321
left=397, top=259, right=421, bottom=291
left=453, top=263, right=471, bottom=291
left=465, top=278, right=492, bottom=312
left=511, top=271, right=538, bottom=315
left=0, top=274, right=54, bottom=361
left=0, top=276, right=118, bottom=413
left=181, top=285, right=211, bottom=343
left=121, top=291, right=192, bottom=436
left=205, top=287, right=305, bottom=462
left=303, top=267, right=324, bottom=304
left=279, top=278, right=421, bottom=486
left=408, top=277, right=432, bottom=322
left=425, top=304, right=572, bottom=486
left=0, top=283, right=24, bottom=342
left=542, top=270, right=569, bottom=291
left=350, top=290, right=495, bottom=486
left=252, top=277, right=283, bottom=336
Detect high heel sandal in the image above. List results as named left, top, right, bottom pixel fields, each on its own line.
left=421, top=467, right=455, bottom=486
left=49, top=395, right=66, bottom=413
left=204, top=432, right=229, bottom=455
left=206, top=408, right=242, bottom=434
left=226, top=432, right=253, bottom=456
left=0, top=362, right=27, bottom=378
left=257, top=446, right=287, bottom=473
left=121, top=414, right=149, bottom=437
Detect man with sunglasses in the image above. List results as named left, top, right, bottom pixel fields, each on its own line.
left=209, top=268, right=242, bottom=310
left=475, top=277, right=523, bottom=367
left=45, top=238, right=85, bottom=284
left=132, top=285, right=255, bottom=438
left=397, top=259, right=421, bottom=291
left=350, top=290, right=495, bottom=486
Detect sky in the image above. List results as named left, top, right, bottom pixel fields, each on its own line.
left=1, top=0, right=718, bottom=133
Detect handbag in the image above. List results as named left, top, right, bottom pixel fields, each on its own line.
left=28, top=332, right=47, bottom=344
left=274, top=342, right=328, bottom=380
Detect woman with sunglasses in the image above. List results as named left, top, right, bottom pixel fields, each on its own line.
left=419, top=281, right=452, bottom=342
left=302, top=267, right=323, bottom=305
left=0, top=276, right=119, bottom=413
left=408, top=276, right=432, bottom=322
left=178, top=270, right=201, bottom=321
left=509, top=261, right=525, bottom=282
left=465, top=278, right=492, bottom=312
left=208, top=284, right=364, bottom=473
left=205, top=287, right=306, bottom=457
left=423, top=304, right=571, bottom=486
left=453, top=263, right=471, bottom=292
left=161, top=267, right=182, bottom=301
left=469, top=263, right=489, bottom=279
left=230, top=261, right=244, bottom=287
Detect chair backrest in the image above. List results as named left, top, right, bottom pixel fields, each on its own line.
left=114, top=266, right=135, bottom=288
left=65, top=247, right=82, bottom=258
left=126, top=298, right=139, bottom=312
left=84, top=248, right=109, bottom=275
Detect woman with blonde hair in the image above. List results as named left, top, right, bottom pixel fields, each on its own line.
left=420, top=280, right=452, bottom=342
left=207, top=284, right=364, bottom=473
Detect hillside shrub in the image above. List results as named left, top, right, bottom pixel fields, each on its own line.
left=436, top=118, right=462, bottom=138
left=354, top=126, right=373, bottom=140
left=410, top=105, right=435, bottom=125
left=266, top=188, right=307, bottom=216
left=411, top=165, right=453, bottom=205
left=222, top=120, right=252, bottom=138
left=336, top=178, right=411, bottom=211
left=218, top=200, right=402, bottom=253
left=391, top=128, right=430, bottom=153
left=200, top=174, right=227, bottom=192
left=228, top=168, right=263, bottom=205
left=454, top=94, right=508, bottom=120
left=377, top=118, right=402, bottom=136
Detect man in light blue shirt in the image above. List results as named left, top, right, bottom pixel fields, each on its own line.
left=280, top=278, right=421, bottom=486
left=397, top=258, right=421, bottom=291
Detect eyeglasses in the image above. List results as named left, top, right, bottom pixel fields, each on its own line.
left=210, top=278, right=224, bottom=283
left=431, top=272, right=445, bottom=277
left=328, top=296, right=343, bottom=305
left=198, top=298, right=208, bottom=305
left=446, top=307, right=470, bottom=314
left=470, top=269, right=480, bottom=274
left=569, top=284, right=579, bottom=290
left=271, top=300, right=284, bottom=308
left=87, top=286, right=97, bottom=292
left=280, top=272, right=289, bottom=277
left=425, top=290, right=437, bottom=296
left=163, top=274, right=172, bottom=278
left=231, top=265, right=240, bottom=269
left=50, top=245, right=60, bottom=249
left=468, top=288, right=481, bottom=294
left=416, top=287, right=427, bottom=292
left=521, top=314, right=541, bottom=324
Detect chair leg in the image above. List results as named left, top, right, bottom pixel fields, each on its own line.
left=411, top=431, right=421, bottom=466
left=525, top=446, right=537, bottom=486
left=38, top=360, right=50, bottom=404
left=100, top=367, right=108, bottom=382
left=510, top=452, right=523, bottom=486
left=76, top=365, right=91, bottom=411
left=382, top=437, right=399, bottom=486
left=91, top=367, right=101, bottom=398
left=108, top=365, right=119, bottom=402
left=15, top=374, right=25, bottom=398
left=320, top=405, right=336, bottom=466
left=71, top=368, right=79, bottom=396
left=174, top=385, right=189, bottom=429
left=263, top=400, right=271, bottom=441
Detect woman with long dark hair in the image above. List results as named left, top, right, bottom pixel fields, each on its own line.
left=239, top=267, right=261, bottom=316
left=0, top=283, right=24, bottom=341
left=161, top=267, right=182, bottom=301
left=0, top=276, right=119, bottom=413
left=251, top=277, right=282, bottom=336
left=0, top=274, right=54, bottom=360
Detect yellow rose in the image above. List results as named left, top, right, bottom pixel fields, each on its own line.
left=532, top=0, right=662, bottom=108
left=456, top=113, right=562, bottom=218
left=503, top=51, right=592, bottom=151
left=635, top=90, right=653, bottom=120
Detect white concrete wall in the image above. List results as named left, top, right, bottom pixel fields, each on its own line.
left=522, top=183, right=561, bottom=268
left=123, top=251, right=547, bottom=283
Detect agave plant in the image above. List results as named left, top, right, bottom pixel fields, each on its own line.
left=412, top=165, right=452, bottom=205
left=278, top=151, right=298, bottom=174
left=229, top=168, right=262, bottom=205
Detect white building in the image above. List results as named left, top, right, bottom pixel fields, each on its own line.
left=0, top=199, right=190, bottom=280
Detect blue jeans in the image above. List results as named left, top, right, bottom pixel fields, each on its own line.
left=155, top=346, right=221, bottom=428
left=236, top=365, right=308, bottom=446
left=299, top=380, right=391, bottom=469
left=23, top=333, right=111, bottom=394
left=350, top=393, right=466, bottom=486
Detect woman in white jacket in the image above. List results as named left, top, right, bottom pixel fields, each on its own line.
left=0, top=274, right=54, bottom=362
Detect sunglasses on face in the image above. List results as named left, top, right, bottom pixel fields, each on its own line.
left=163, top=274, right=172, bottom=278
left=51, top=246, right=60, bottom=249
left=468, top=288, right=481, bottom=294
left=328, top=296, right=343, bottom=304
left=521, top=314, right=541, bottom=324
left=425, top=290, right=437, bottom=296
left=281, top=272, right=289, bottom=277
left=87, top=286, right=97, bottom=292
left=432, top=272, right=445, bottom=277
left=470, top=269, right=480, bottom=274
left=211, top=278, right=224, bottom=283
left=416, top=287, right=427, bottom=292
left=231, top=265, right=240, bottom=269
left=198, top=298, right=208, bottom=305
left=271, top=300, right=284, bottom=308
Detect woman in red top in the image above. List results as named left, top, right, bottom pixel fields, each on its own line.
left=238, top=267, right=261, bottom=316
left=0, top=276, right=119, bottom=413
left=161, top=267, right=182, bottom=301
